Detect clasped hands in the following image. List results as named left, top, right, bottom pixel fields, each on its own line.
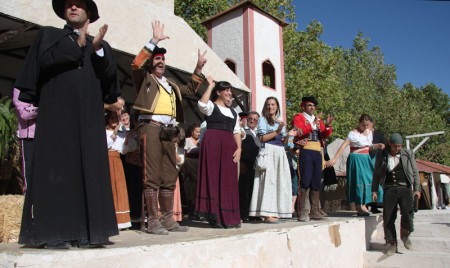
left=77, top=19, right=108, bottom=51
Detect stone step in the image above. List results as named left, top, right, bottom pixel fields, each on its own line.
left=363, top=249, right=450, bottom=268
left=370, top=236, right=450, bottom=252
left=364, top=209, right=450, bottom=268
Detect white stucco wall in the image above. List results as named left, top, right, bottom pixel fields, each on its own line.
left=252, top=11, right=285, bottom=119
left=0, top=0, right=249, bottom=92
left=210, top=8, right=245, bottom=83
left=3, top=218, right=370, bottom=268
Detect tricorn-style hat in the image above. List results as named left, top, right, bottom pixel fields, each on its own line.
left=152, top=46, right=167, bottom=58
left=53, top=0, right=100, bottom=23
left=301, top=96, right=319, bottom=106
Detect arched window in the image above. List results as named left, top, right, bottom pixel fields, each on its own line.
left=262, top=60, right=275, bottom=89
left=225, top=59, right=236, bottom=74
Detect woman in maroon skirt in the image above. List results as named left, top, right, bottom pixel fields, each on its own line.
left=196, top=76, right=242, bottom=228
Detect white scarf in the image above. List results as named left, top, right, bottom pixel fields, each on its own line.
left=303, top=112, right=318, bottom=130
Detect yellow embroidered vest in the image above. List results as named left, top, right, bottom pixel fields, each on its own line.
left=153, top=84, right=176, bottom=117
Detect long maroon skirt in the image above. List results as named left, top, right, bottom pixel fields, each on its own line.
left=196, top=129, right=240, bottom=226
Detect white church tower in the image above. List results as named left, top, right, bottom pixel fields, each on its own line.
left=203, top=0, right=288, bottom=120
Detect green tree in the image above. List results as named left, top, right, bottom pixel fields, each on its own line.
left=332, top=32, right=400, bottom=139
left=420, top=82, right=450, bottom=124
left=174, top=0, right=230, bottom=41
left=283, top=21, right=344, bottom=130
left=174, top=0, right=450, bottom=165
left=174, top=0, right=296, bottom=41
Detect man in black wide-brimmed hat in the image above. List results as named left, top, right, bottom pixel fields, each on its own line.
left=15, top=0, right=123, bottom=249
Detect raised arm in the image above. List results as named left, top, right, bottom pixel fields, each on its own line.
left=326, top=139, right=350, bottom=167
left=131, top=21, right=170, bottom=91
left=199, top=76, right=215, bottom=104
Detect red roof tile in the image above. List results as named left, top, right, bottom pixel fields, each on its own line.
left=416, top=159, right=450, bottom=174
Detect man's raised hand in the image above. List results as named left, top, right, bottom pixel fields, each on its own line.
left=151, top=20, right=169, bottom=44
left=195, top=50, right=207, bottom=74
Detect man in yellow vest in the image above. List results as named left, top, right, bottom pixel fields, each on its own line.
left=131, top=21, right=207, bottom=235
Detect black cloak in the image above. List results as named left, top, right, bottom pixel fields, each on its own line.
left=15, top=25, right=119, bottom=245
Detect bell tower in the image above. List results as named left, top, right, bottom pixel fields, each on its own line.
left=203, top=1, right=288, bottom=120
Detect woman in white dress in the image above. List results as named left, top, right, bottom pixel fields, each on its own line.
left=249, top=97, right=295, bottom=223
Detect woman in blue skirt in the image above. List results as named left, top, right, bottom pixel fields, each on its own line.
left=326, top=114, right=385, bottom=216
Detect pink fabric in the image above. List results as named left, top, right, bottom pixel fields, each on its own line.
left=12, top=88, right=38, bottom=139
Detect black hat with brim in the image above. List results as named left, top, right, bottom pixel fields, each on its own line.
left=301, top=96, right=319, bottom=106
left=53, top=0, right=100, bottom=23
left=152, top=46, right=167, bottom=56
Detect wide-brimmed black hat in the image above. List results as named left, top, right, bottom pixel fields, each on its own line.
left=301, top=96, right=318, bottom=106
left=152, top=46, right=167, bottom=57
left=53, top=0, right=100, bottom=23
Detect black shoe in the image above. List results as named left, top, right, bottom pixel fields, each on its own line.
left=71, top=239, right=102, bottom=249
left=189, top=214, right=206, bottom=221
left=212, top=223, right=224, bottom=229
left=44, top=240, right=70, bottom=249
left=370, top=207, right=381, bottom=214
left=356, top=211, right=370, bottom=217
left=245, top=217, right=264, bottom=223
left=208, top=219, right=224, bottom=228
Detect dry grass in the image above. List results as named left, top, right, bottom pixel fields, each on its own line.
left=0, top=194, right=24, bottom=243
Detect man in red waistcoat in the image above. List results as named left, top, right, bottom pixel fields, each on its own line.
left=292, top=96, right=334, bottom=221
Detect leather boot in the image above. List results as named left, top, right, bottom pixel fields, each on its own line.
left=309, top=190, right=324, bottom=220
left=400, top=228, right=412, bottom=250
left=159, top=189, right=189, bottom=232
left=386, top=241, right=398, bottom=256
left=144, top=188, right=169, bottom=235
left=297, top=188, right=310, bottom=222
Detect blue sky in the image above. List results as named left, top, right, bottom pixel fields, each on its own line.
left=292, top=0, right=450, bottom=97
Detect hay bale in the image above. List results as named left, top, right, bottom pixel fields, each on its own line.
left=0, top=194, right=24, bottom=243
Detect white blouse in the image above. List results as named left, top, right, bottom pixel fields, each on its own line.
left=106, top=129, right=138, bottom=154
left=346, top=130, right=373, bottom=147
left=184, top=137, right=199, bottom=153
left=197, top=100, right=241, bottom=134
left=176, top=146, right=185, bottom=170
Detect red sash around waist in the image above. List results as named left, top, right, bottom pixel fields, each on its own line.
left=350, top=146, right=369, bottom=154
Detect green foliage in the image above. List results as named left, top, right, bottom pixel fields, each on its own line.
left=174, top=0, right=296, bottom=41
left=174, top=0, right=230, bottom=41
left=174, top=0, right=450, bottom=165
left=0, top=97, right=18, bottom=161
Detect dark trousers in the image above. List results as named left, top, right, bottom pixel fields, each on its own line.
left=299, top=149, right=322, bottom=191
left=238, top=163, right=256, bottom=217
left=20, top=138, right=34, bottom=192
left=383, top=185, right=414, bottom=243
left=121, top=155, right=143, bottom=220
left=181, top=157, right=199, bottom=213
